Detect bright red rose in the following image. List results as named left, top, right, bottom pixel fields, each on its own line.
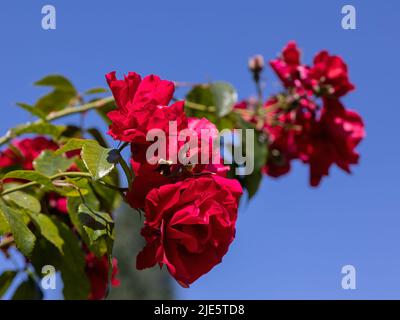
left=126, top=117, right=227, bottom=209
left=309, top=51, right=355, bottom=97
left=136, top=175, right=242, bottom=287
left=297, top=99, right=365, bottom=186
left=85, top=252, right=120, bottom=300
left=106, top=71, right=187, bottom=143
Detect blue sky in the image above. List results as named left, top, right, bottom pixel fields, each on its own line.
left=0, top=0, right=399, bottom=299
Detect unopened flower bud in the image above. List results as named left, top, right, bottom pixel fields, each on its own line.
left=248, top=54, right=265, bottom=73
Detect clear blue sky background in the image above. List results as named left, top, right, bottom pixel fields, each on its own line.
left=0, top=0, right=399, bottom=299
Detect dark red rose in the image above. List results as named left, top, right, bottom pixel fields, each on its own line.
left=136, top=175, right=242, bottom=287
left=297, top=99, right=365, bottom=186
left=85, top=252, right=120, bottom=300
left=309, top=51, right=355, bottom=97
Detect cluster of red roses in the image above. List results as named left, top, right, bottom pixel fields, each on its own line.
left=0, top=137, right=119, bottom=300
left=237, top=42, right=365, bottom=186
left=106, top=72, right=242, bottom=287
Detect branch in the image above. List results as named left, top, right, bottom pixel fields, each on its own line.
left=0, top=172, right=92, bottom=196
left=0, top=96, right=114, bottom=147
left=46, top=96, right=114, bottom=122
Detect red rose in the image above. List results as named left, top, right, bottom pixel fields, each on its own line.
left=309, top=51, right=355, bottom=97
left=298, top=99, right=365, bottom=186
left=126, top=117, right=227, bottom=209
left=0, top=137, right=58, bottom=171
left=136, top=175, right=242, bottom=287
left=0, top=137, right=80, bottom=215
left=262, top=98, right=303, bottom=177
left=270, top=41, right=303, bottom=88
left=106, top=71, right=187, bottom=143
left=85, top=252, right=120, bottom=300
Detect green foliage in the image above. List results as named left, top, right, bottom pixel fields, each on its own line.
left=227, top=120, right=268, bottom=199
left=0, top=70, right=267, bottom=300
left=33, top=150, right=75, bottom=176
left=81, top=141, right=117, bottom=181
left=16, top=103, right=47, bottom=120
left=0, top=74, right=124, bottom=300
left=0, top=209, right=10, bottom=235
left=27, top=211, right=64, bottom=254
left=3, top=170, right=51, bottom=186
left=67, top=187, right=100, bottom=236
left=78, top=204, right=115, bottom=258
left=54, top=138, right=87, bottom=155
left=0, top=200, right=36, bottom=256
left=84, top=87, right=109, bottom=95
left=34, top=75, right=78, bottom=113
left=3, top=185, right=41, bottom=213
left=186, top=82, right=239, bottom=130
left=0, top=122, right=66, bottom=146
left=30, top=220, right=90, bottom=300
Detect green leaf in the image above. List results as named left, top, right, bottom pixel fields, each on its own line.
left=84, top=87, right=109, bottom=95
left=81, top=141, right=116, bottom=180
left=83, top=226, right=108, bottom=243
left=54, top=138, right=87, bottom=156
left=0, top=200, right=36, bottom=256
left=34, top=75, right=78, bottom=113
left=0, top=209, right=10, bottom=235
left=228, top=120, right=268, bottom=199
left=186, top=82, right=237, bottom=118
left=3, top=190, right=41, bottom=213
left=16, top=103, right=47, bottom=119
left=33, top=150, right=75, bottom=176
left=215, top=112, right=240, bottom=131
left=35, top=75, right=76, bottom=92
left=3, top=170, right=51, bottom=186
left=243, top=170, right=263, bottom=200
left=78, top=204, right=114, bottom=229
left=210, top=82, right=237, bottom=117
left=12, top=276, right=43, bottom=300
left=30, top=220, right=90, bottom=299
left=78, top=204, right=114, bottom=258
left=0, top=271, right=17, bottom=297
left=240, top=120, right=268, bottom=172
left=27, top=211, right=64, bottom=254
left=67, top=186, right=100, bottom=236
left=91, top=173, right=121, bottom=212
left=0, top=123, right=66, bottom=146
